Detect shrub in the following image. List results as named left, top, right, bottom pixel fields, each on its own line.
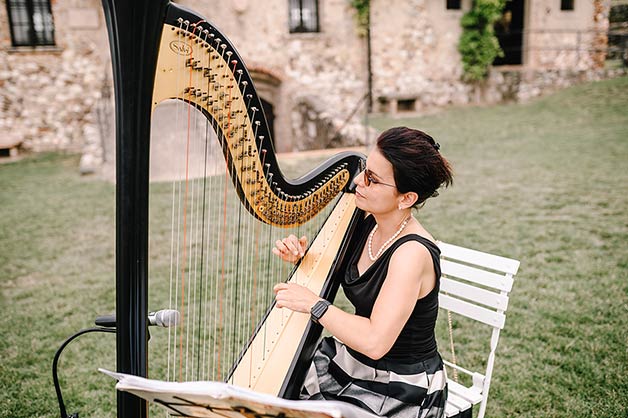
left=458, top=0, right=506, bottom=82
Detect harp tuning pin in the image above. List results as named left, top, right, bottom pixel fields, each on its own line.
left=237, top=69, right=243, bottom=75
left=242, top=80, right=248, bottom=86
left=251, top=107, right=258, bottom=112
left=247, top=94, right=253, bottom=99
left=226, top=51, right=233, bottom=57
left=221, top=44, right=227, bottom=50
left=255, top=121, right=261, bottom=126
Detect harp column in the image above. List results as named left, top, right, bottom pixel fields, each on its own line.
left=101, top=0, right=168, bottom=417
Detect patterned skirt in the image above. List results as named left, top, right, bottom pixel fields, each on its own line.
left=301, top=337, right=448, bottom=418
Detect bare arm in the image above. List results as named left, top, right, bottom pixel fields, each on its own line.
left=274, top=240, right=434, bottom=360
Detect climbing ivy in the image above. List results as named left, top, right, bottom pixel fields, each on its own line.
left=458, top=0, right=506, bottom=82
left=350, top=0, right=370, bottom=37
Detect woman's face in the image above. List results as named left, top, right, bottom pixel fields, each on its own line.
left=354, top=148, right=401, bottom=214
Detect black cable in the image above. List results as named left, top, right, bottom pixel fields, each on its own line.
left=52, top=327, right=116, bottom=418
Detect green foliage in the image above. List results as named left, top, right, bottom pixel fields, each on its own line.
left=458, top=0, right=506, bottom=82
left=350, top=0, right=370, bottom=36
left=609, top=4, right=628, bottom=23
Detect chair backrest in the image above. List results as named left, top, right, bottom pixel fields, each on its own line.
left=437, top=241, right=520, bottom=418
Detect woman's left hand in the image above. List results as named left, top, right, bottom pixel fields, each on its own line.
left=273, top=282, right=320, bottom=313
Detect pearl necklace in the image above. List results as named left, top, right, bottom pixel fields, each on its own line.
left=367, top=216, right=411, bottom=261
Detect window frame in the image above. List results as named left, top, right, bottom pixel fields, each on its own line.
left=6, top=0, right=56, bottom=48
left=289, top=0, right=320, bottom=34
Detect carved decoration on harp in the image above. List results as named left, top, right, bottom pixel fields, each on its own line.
left=101, top=1, right=366, bottom=417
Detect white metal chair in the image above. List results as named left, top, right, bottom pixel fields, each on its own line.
left=437, top=242, right=520, bottom=418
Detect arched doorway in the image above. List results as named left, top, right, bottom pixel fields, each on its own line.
left=247, top=67, right=282, bottom=151
left=259, top=97, right=275, bottom=149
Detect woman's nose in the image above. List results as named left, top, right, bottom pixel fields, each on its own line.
left=355, top=170, right=365, bottom=186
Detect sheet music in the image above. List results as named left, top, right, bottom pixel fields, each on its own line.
left=99, top=369, right=381, bottom=418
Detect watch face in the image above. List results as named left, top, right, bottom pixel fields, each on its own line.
left=311, top=300, right=330, bottom=323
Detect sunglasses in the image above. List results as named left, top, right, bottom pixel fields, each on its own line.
left=363, top=168, right=396, bottom=188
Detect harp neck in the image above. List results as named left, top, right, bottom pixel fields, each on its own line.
left=154, top=4, right=363, bottom=227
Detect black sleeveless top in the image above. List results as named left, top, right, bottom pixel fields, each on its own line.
left=342, top=215, right=441, bottom=362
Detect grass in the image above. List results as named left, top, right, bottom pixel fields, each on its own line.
left=1, top=76, right=627, bottom=417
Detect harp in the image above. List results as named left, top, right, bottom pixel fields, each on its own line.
left=101, top=0, right=365, bottom=417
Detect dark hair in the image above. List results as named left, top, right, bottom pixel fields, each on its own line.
left=376, top=127, right=453, bottom=206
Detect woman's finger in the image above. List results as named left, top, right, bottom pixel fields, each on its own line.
left=275, top=239, right=288, bottom=252
left=282, top=237, right=299, bottom=256
left=298, top=235, right=307, bottom=255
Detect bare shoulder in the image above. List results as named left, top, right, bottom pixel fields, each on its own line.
left=388, top=239, right=433, bottom=275
left=387, top=237, right=437, bottom=298
left=393, top=238, right=432, bottom=259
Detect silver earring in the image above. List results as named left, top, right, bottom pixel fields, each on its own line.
left=398, top=205, right=403, bottom=210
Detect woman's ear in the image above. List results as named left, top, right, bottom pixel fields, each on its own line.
left=398, top=192, right=418, bottom=210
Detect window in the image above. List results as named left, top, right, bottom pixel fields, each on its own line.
left=6, top=0, right=55, bottom=47
left=560, top=0, right=574, bottom=11
left=446, top=0, right=462, bottom=10
left=289, top=0, right=319, bottom=33
left=397, top=99, right=416, bottom=112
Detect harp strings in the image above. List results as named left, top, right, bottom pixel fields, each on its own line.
left=150, top=18, right=335, bottom=392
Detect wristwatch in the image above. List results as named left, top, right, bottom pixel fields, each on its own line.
left=310, top=300, right=331, bottom=324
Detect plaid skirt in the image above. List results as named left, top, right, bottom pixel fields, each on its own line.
left=301, top=337, right=447, bottom=418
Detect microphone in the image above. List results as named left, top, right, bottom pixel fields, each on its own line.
left=95, top=309, right=180, bottom=328
left=148, top=309, right=180, bottom=327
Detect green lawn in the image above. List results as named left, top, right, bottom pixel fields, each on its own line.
left=1, top=76, right=627, bottom=417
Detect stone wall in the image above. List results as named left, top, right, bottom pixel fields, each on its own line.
left=370, top=0, right=473, bottom=111
left=0, top=0, right=621, bottom=171
left=370, top=0, right=616, bottom=114
left=485, top=66, right=627, bottom=104
left=526, top=0, right=609, bottom=70
left=0, top=0, right=111, bottom=172
left=291, top=95, right=377, bottom=151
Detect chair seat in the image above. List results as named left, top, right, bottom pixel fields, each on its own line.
left=447, top=379, right=484, bottom=405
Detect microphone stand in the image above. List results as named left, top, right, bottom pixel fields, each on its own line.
left=52, top=327, right=116, bottom=418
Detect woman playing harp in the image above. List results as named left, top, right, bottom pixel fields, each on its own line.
left=103, top=0, right=371, bottom=415
left=274, top=127, right=453, bottom=418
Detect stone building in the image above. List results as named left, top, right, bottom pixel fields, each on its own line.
left=0, top=0, right=619, bottom=172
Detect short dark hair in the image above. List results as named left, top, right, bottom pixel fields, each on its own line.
left=376, top=127, right=453, bottom=206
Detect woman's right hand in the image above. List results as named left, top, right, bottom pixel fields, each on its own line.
left=272, top=234, right=308, bottom=264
